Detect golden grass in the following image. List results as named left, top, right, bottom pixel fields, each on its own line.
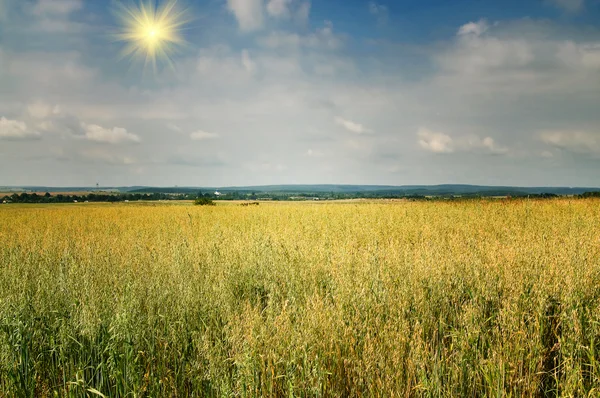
left=1, top=199, right=600, bottom=397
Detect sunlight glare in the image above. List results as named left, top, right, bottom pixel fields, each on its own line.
left=113, top=0, right=190, bottom=71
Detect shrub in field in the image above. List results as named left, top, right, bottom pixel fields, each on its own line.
left=194, top=197, right=216, bottom=206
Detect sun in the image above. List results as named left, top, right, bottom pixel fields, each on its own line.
left=113, top=0, right=190, bottom=71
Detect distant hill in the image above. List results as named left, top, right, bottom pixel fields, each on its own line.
left=125, top=184, right=600, bottom=196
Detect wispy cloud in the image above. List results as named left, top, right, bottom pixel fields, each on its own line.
left=226, top=0, right=265, bottom=31
left=418, top=128, right=508, bottom=155
left=546, top=0, right=584, bottom=13
left=83, top=124, right=141, bottom=144
left=369, top=2, right=388, bottom=26
left=540, top=130, right=600, bottom=154
left=0, top=117, right=40, bottom=140
left=418, top=128, right=453, bottom=153
left=27, top=101, right=60, bottom=119
left=335, top=117, right=373, bottom=135
left=190, top=130, right=220, bottom=141
left=457, top=19, right=489, bottom=36
left=267, top=0, right=291, bottom=18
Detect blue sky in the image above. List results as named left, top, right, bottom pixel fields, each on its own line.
left=0, top=0, right=599, bottom=187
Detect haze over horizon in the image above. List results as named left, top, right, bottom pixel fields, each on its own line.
left=1, top=0, right=599, bottom=187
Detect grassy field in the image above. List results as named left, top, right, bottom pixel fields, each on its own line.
left=1, top=200, right=600, bottom=397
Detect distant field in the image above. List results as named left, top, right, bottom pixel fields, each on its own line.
left=1, top=199, right=600, bottom=396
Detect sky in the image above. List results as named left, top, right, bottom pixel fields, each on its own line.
left=0, top=0, right=599, bottom=187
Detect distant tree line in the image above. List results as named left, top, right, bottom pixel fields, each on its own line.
left=4, top=190, right=598, bottom=204
left=579, top=192, right=600, bottom=198
left=2, top=192, right=178, bottom=204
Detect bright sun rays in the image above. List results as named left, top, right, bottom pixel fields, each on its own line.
left=113, top=0, right=191, bottom=71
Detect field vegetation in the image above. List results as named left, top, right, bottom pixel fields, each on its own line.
left=1, top=199, right=600, bottom=396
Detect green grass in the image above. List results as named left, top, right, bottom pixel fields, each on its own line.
left=1, top=199, right=600, bottom=396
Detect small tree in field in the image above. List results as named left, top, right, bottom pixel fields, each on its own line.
left=194, top=197, right=216, bottom=206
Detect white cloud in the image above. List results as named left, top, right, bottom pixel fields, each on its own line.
left=0, top=117, right=40, bottom=140
left=267, top=0, right=292, bottom=18
left=418, top=128, right=508, bottom=155
left=335, top=117, right=373, bottom=135
left=226, top=0, right=264, bottom=31
left=37, top=120, right=55, bottom=132
left=31, top=111, right=84, bottom=138
left=546, top=0, right=584, bottom=13
left=369, top=2, right=388, bottom=26
left=557, top=41, right=600, bottom=70
left=295, top=1, right=310, bottom=24
left=429, top=18, right=600, bottom=104
left=313, top=21, right=340, bottom=49
left=418, top=128, right=454, bottom=153
left=27, top=101, right=60, bottom=119
left=241, top=49, right=256, bottom=73
left=438, top=25, right=534, bottom=74
left=457, top=20, right=489, bottom=37
left=266, top=0, right=311, bottom=23
left=540, top=130, right=600, bottom=154
left=83, top=124, right=141, bottom=144
left=190, top=130, right=220, bottom=141
left=462, top=135, right=509, bottom=155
